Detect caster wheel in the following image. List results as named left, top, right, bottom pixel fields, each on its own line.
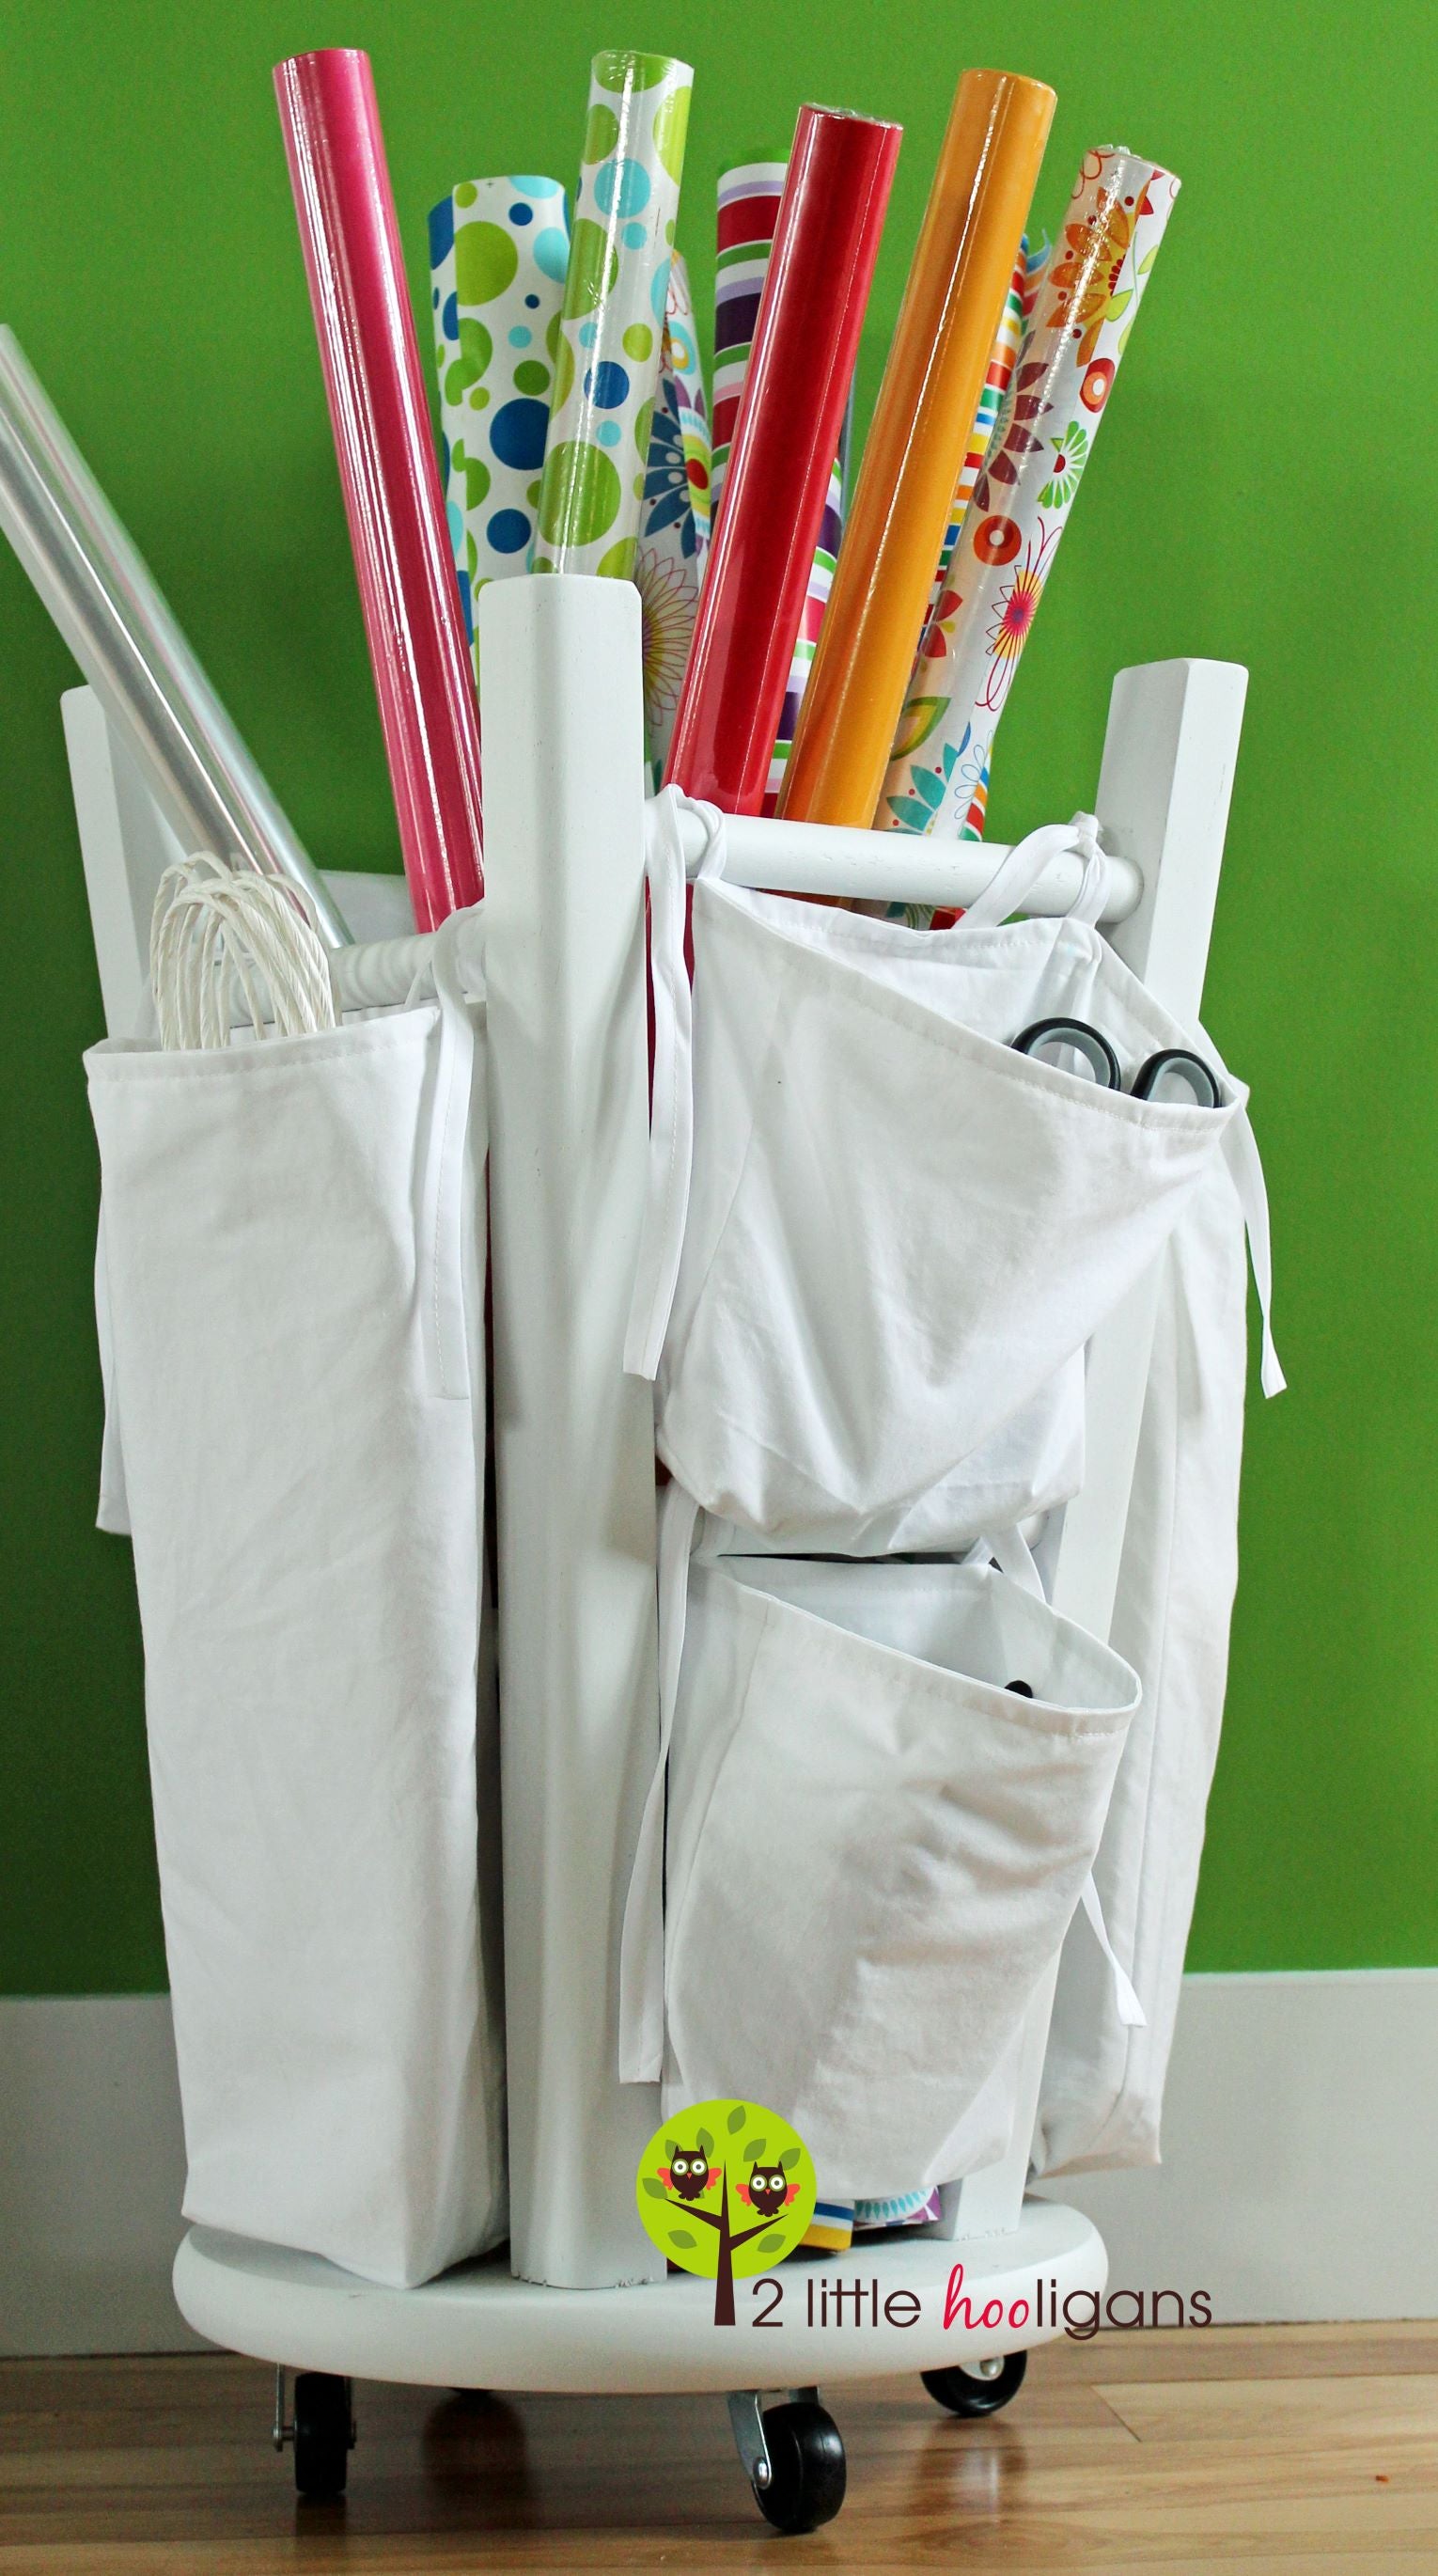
left=293, top=2372, right=354, bottom=2499
left=922, top=2349, right=1027, bottom=2418
left=754, top=2399, right=847, bottom=2534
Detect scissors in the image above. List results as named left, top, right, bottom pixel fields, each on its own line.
left=1010, top=1016, right=1222, bottom=1107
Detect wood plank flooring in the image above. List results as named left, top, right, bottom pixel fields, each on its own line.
left=1, top=2322, right=1434, bottom=2569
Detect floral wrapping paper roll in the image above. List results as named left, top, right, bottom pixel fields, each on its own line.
left=921, top=235, right=1046, bottom=642
left=880, top=149, right=1180, bottom=842
left=864, top=241, right=1045, bottom=925
left=533, top=49, right=692, bottom=578
left=661, top=247, right=711, bottom=558
left=429, top=176, right=571, bottom=666
left=636, top=252, right=711, bottom=775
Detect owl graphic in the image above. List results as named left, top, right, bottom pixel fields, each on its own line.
left=738, top=2161, right=798, bottom=2219
left=658, top=2144, right=714, bottom=2202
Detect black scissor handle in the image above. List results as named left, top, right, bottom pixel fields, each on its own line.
left=1130, top=1047, right=1222, bottom=1108
left=1011, top=1017, right=1122, bottom=1088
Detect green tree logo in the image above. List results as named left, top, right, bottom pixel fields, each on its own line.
left=635, top=2097, right=817, bottom=2325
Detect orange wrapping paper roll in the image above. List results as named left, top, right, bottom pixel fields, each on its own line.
left=777, top=67, right=1055, bottom=827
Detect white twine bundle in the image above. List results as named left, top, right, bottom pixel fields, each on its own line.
left=151, top=853, right=337, bottom=1049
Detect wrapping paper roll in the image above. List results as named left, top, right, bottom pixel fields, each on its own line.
left=855, top=2187, right=944, bottom=2230
left=0, top=330, right=349, bottom=945
left=881, top=148, right=1179, bottom=841
left=635, top=253, right=711, bottom=774
left=429, top=176, right=570, bottom=660
left=711, top=160, right=785, bottom=526
left=275, top=48, right=483, bottom=928
left=533, top=49, right=693, bottom=578
left=662, top=249, right=711, bottom=560
left=922, top=234, right=1043, bottom=638
left=664, top=106, right=899, bottom=814
left=763, top=454, right=844, bottom=812
left=710, top=157, right=856, bottom=811
left=777, top=68, right=1055, bottom=828
left=862, top=236, right=1046, bottom=919
left=803, top=2199, right=856, bottom=2254
left=804, top=2184, right=942, bottom=2250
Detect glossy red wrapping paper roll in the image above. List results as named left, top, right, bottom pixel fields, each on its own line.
left=275, top=48, right=483, bottom=927
left=664, top=107, right=900, bottom=813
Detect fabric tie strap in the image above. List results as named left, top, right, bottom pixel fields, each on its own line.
left=1218, top=1092, right=1286, bottom=1399
left=959, top=812, right=1111, bottom=929
left=1079, top=1876, right=1148, bottom=2028
left=623, top=788, right=727, bottom=1383
left=618, top=1477, right=700, bottom=2082
left=407, top=906, right=486, bottom=1403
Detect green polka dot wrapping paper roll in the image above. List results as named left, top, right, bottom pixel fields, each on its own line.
left=430, top=177, right=571, bottom=663
left=534, top=49, right=693, bottom=577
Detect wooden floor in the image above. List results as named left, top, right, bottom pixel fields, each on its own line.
left=1, top=2323, right=1434, bottom=2569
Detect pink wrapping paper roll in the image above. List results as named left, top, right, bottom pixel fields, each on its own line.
left=275, top=48, right=483, bottom=928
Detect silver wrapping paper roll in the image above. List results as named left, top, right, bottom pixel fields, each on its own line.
left=0, top=328, right=350, bottom=947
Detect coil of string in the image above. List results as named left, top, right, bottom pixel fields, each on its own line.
left=151, top=853, right=337, bottom=1049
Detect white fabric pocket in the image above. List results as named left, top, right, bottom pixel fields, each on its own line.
left=1034, top=1154, right=1254, bottom=2175
left=630, top=801, right=1252, bottom=1550
left=696, top=1355, right=1086, bottom=1561
left=660, top=1556, right=1139, bottom=2198
left=85, top=936, right=505, bottom=2289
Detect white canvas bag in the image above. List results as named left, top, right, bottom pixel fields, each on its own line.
left=655, top=1552, right=1139, bottom=2196
left=85, top=918, right=506, bottom=2288
left=1034, top=1147, right=1271, bottom=2175
left=626, top=794, right=1270, bottom=1552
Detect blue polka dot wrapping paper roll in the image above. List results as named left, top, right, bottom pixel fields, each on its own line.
left=534, top=49, right=693, bottom=577
left=429, top=176, right=571, bottom=666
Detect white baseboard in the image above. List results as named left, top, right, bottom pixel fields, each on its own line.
left=2, top=1972, right=1433, bottom=2354
left=1039, top=1970, right=1438, bottom=2323
left=0, top=1996, right=205, bottom=2356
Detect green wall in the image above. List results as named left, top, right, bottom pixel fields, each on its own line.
left=1, top=0, right=1433, bottom=1990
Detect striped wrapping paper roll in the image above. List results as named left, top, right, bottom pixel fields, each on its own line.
left=762, top=454, right=844, bottom=811
left=803, top=2198, right=857, bottom=2254
left=879, top=148, right=1180, bottom=847
left=711, top=160, right=785, bottom=526
left=636, top=252, right=711, bottom=774
left=429, top=176, right=570, bottom=666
